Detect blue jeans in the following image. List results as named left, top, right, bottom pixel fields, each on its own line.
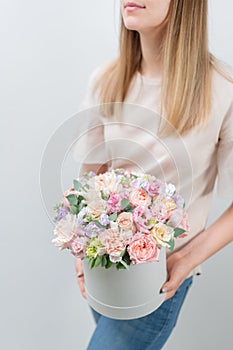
left=86, top=276, right=193, bottom=350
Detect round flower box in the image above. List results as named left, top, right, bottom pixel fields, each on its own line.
left=83, top=248, right=167, bottom=320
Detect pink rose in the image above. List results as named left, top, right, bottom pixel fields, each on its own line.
left=129, top=188, right=151, bottom=207
left=127, top=233, right=160, bottom=264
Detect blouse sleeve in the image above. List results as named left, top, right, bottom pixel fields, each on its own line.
left=216, top=100, right=233, bottom=198
left=71, top=66, right=109, bottom=165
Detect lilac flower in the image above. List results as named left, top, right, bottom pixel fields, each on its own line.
left=88, top=171, right=96, bottom=177
left=84, top=222, right=101, bottom=238
left=77, top=207, right=89, bottom=226
left=131, top=178, right=149, bottom=189
left=172, top=194, right=185, bottom=208
left=57, top=207, right=69, bottom=221
left=99, top=213, right=110, bottom=226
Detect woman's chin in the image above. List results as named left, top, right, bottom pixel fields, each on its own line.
left=123, top=19, right=142, bottom=32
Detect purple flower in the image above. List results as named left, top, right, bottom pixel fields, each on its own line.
left=99, top=213, right=110, bottom=226
left=131, top=178, right=149, bottom=189
left=57, top=207, right=68, bottom=221
left=84, top=222, right=101, bottom=238
left=77, top=207, right=89, bottom=226
left=172, top=194, right=185, bottom=208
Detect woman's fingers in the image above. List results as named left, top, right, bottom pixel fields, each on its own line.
left=75, top=259, right=86, bottom=299
left=160, top=252, right=192, bottom=301
left=160, top=279, right=180, bottom=300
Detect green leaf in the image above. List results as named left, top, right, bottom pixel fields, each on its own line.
left=116, top=262, right=127, bottom=270
left=108, top=212, right=117, bottom=221
left=100, top=190, right=109, bottom=201
left=90, top=258, right=96, bottom=269
left=105, top=258, right=113, bottom=269
left=77, top=195, right=84, bottom=202
left=120, top=198, right=130, bottom=210
left=83, top=256, right=90, bottom=262
left=101, top=255, right=108, bottom=267
left=93, top=220, right=108, bottom=229
left=127, top=206, right=135, bottom=212
left=70, top=205, right=79, bottom=215
left=94, top=256, right=102, bottom=268
left=73, top=179, right=82, bottom=191
left=122, top=250, right=131, bottom=265
left=66, top=194, right=78, bottom=205
left=174, top=227, right=186, bottom=238
left=83, top=183, right=90, bottom=190
left=168, top=239, right=175, bottom=251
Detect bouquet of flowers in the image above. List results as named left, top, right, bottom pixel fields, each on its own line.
left=52, top=169, right=189, bottom=270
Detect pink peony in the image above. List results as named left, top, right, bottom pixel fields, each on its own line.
left=127, top=233, right=160, bottom=264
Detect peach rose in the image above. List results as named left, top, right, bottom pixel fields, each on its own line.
left=88, top=199, right=107, bottom=219
left=127, top=233, right=160, bottom=264
left=117, top=212, right=133, bottom=231
left=129, top=188, right=151, bottom=207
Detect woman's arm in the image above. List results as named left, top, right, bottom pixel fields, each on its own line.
left=161, top=202, right=233, bottom=300
left=75, top=162, right=108, bottom=298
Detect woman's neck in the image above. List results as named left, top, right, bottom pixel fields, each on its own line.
left=139, top=30, right=164, bottom=79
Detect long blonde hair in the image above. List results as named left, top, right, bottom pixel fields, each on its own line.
left=93, top=0, right=232, bottom=136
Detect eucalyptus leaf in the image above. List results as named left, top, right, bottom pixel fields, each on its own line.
left=73, top=179, right=82, bottom=191
left=168, top=239, right=175, bottom=251
left=108, top=212, right=117, bottom=221
left=174, top=227, right=186, bottom=237
left=93, top=220, right=108, bottom=229
left=66, top=194, right=78, bottom=205
left=70, top=205, right=79, bottom=215
left=120, top=198, right=130, bottom=210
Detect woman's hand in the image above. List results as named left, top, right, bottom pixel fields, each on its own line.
left=161, top=252, right=192, bottom=301
left=75, top=258, right=86, bottom=299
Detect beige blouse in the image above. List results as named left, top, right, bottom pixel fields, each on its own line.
left=73, top=62, right=233, bottom=276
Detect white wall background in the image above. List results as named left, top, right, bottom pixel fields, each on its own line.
left=1, top=1, right=232, bottom=349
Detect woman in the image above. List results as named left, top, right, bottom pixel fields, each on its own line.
left=74, top=1, right=233, bottom=349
